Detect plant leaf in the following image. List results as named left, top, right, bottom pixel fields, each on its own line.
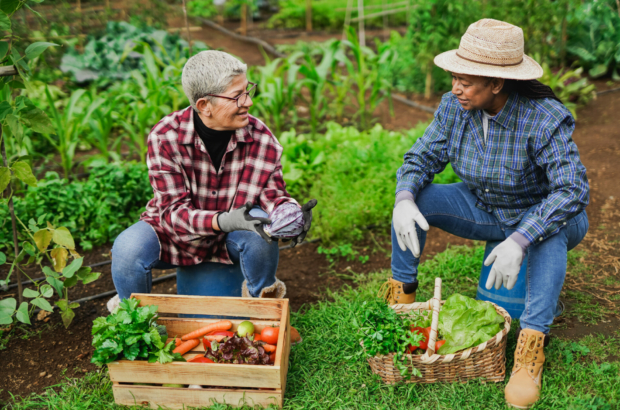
left=11, top=161, right=37, bottom=187
left=62, top=257, right=83, bottom=278
left=0, top=100, right=12, bottom=120
left=61, top=307, right=75, bottom=328
left=33, top=229, right=53, bottom=252
left=46, top=276, right=64, bottom=296
left=63, top=274, right=78, bottom=288
left=0, top=41, right=9, bottom=59
left=25, top=42, right=57, bottom=60
left=50, top=247, right=68, bottom=272
left=0, top=251, right=6, bottom=265
left=0, top=297, right=16, bottom=325
left=23, top=288, right=39, bottom=298
left=40, top=284, right=53, bottom=298
left=19, top=105, right=55, bottom=134
left=52, top=226, right=75, bottom=249
left=0, top=0, right=20, bottom=15
left=76, top=267, right=100, bottom=285
left=31, top=297, right=53, bottom=312
left=0, top=166, right=10, bottom=192
left=15, top=302, right=30, bottom=324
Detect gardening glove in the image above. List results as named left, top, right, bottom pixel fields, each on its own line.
left=217, top=202, right=273, bottom=243
left=484, top=237, right=523, bottom=290
left=290, top=199, right=317, bottom=247
left=393, top=199, right=429, bottom=258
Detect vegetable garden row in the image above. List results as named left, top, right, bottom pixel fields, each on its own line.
left=1, top=0, right=620, bottom=408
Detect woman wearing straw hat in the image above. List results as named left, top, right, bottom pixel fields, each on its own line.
left=383, top=19, right=589, bottom=408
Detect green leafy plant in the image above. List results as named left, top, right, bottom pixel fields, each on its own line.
left=91, top=297, right=185, bottom=366
left=354, top=298, right=426, bottom=379
left=539, top=61, right=596, bottom=118
left=317, top=243, right=368, bottom=264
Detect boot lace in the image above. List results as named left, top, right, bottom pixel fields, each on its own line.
left=514, top=333, right=538, bottom=372
left=377, top=280, right=393, bottom=302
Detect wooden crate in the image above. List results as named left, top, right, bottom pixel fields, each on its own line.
left=108, top=294, right=291, bottom=409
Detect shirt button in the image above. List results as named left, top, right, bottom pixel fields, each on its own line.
left=212, top=191, right=216, bottom=195
left=539, top=238, right=543, bottom=242
left=485, top=189, right=489, bottom=193
left=563, top=222, right=567, bottom=225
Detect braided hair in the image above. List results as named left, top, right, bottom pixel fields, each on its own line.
left=502, top=79, right=562, bottom=104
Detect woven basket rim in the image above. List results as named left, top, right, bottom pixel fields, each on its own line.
left=367, top=300, right=512, bottom=362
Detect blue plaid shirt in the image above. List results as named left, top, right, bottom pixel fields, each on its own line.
left=396, top=92, right=589, bottom=245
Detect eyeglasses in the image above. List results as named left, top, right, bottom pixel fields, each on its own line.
left=205, top=82, right=257, bottom=108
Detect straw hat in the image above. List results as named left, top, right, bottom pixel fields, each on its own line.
left=434, top=19, right=543, bottom=80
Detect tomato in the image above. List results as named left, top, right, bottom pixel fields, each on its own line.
left=190, top=356, right=214, bottom=363
left=261, top=327, right=280, bottom=345
left=435, top=340, right=446, bottom=352
left=269, top=352, right=276, bottom=363
left=209, top=331, right=235, bottom=337
left=254, top=334, right=263, bottom=342
left=408, top=326, right=430, bottom=352
left=202, top=337, right=212, bottom=349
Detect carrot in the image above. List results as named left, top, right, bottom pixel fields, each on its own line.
left=203, top=334, right=227, bottom=342
left=174, top=338, right=183, bottom=347
left=262, top=343, right=276, bottom=353
left=181, top=320, right=232, bottom=341
left=173, top=339, right=200, bottom=355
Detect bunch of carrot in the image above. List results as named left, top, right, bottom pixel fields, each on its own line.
left=172, top=320, right=233, bottom=356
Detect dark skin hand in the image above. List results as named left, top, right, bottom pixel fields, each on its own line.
left=450, top=73, right=509, bottom=116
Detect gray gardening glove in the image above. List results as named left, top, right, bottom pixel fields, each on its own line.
left=289, top=199, right=317, bottom=247
left=217, top=202, right=272, bottom=243
left=484, top=237, right=524, bottom=290
left=393, top=199, right=429, bottom=258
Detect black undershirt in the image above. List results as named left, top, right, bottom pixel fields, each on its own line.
left=193, top=110, right=233, bottom=171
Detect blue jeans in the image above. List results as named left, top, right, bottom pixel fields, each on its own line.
left=111, top=208, right=279, bottom=299
left=391, top=183, right=589, bottom=334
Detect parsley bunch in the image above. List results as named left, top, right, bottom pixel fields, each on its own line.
left=355, top=298, right=428, bottom=378
left=91, top=298, right=185, bottom=366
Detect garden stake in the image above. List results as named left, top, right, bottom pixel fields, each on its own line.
left=0, top=125, right=23, bottom=305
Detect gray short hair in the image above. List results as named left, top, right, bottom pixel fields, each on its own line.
left=182, top=50, right=247, bottom=110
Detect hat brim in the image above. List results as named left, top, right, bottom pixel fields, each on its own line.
left=434, top=49, right=543, bottom=80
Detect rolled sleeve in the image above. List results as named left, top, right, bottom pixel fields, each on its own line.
left=515, top=117, right=589, bottom=244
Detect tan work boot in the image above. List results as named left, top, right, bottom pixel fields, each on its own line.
left=505, top=328, right=547, bottom=409
left=378, top=278, right=416, bottom=305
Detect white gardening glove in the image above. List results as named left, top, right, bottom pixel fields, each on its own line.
left=484, top=237, right=524, bottom=290
left=393, top=200, right=429, bottom=258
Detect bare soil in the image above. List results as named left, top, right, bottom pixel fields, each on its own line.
left=1, top=19, right=619, bottom=403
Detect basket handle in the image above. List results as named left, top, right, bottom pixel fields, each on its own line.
left=421, top=277, right=442, bottom=360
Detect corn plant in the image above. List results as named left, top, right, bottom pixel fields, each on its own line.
left=339, top=27, right=394, bottom=130
left=250, top=56, right=301, bottom=135
left=85, top=94, right=123, bottom=165
left=296, top=40, right=340, bottom=136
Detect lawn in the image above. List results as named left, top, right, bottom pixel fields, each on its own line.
left=4, top=245, right=619, bottom=409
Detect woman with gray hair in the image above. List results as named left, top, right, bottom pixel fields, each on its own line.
left=108, top=50, right=316, bottom=309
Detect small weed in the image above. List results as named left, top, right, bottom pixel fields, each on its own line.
left=317, top=243, right=368, bottom=265
left=561, top=342, right=591, bottom=365
left=564, top=291, right=608, bottom=324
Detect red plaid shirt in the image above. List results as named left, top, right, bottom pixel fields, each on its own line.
left=140, top=107, right=298, bottom=266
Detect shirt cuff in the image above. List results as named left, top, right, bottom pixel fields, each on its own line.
left=509, top=231, right=531, bottom=252
left=395, top=190, right=415, bottom=207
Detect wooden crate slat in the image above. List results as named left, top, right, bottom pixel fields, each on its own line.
left=159, top=318, right=281, bottom=338
left=108, top=359, right=282, bottom=388
left=131, top=294, right=283, bottom=319
left=279, top=301, right=291, bottom=395
left=112, top=384, right=282, bottom=409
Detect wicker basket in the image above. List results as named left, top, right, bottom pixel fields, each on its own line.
left=366, top=278, right=512, bottom=384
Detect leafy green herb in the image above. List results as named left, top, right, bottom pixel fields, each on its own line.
left=354, top=298, right=428, bottom=379
left=91, top=298, right=184, bottom=366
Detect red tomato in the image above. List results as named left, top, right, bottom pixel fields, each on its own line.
left=261, top=327, right=279, bottom=345
left=435, top=340, right=446, bottom=352
left=269, top=352, right=276, bottom=363
left=408, top=326, right=430, bottom=352
left=254, top=334, right=263, bottom=342
left=190, top=356, right=214, bottom=363
left=202, top=337, right=211, bottom=349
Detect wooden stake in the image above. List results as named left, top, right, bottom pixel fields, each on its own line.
left=0, top=127, right=23, bottom=306
left=306, top=0, right=312, bottom=32
left=181, top=0, right=193, bottom=56
left=357, top=0, right=365, bottom=47
left=240, top=3, right=247, bottom=36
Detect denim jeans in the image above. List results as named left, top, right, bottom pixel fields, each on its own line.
left=111, top=208, right=279, bottom=299
left=391, top=183, right=589, bottom=334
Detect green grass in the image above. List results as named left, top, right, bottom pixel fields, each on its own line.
left=3, top=245, right=619, bottom=409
